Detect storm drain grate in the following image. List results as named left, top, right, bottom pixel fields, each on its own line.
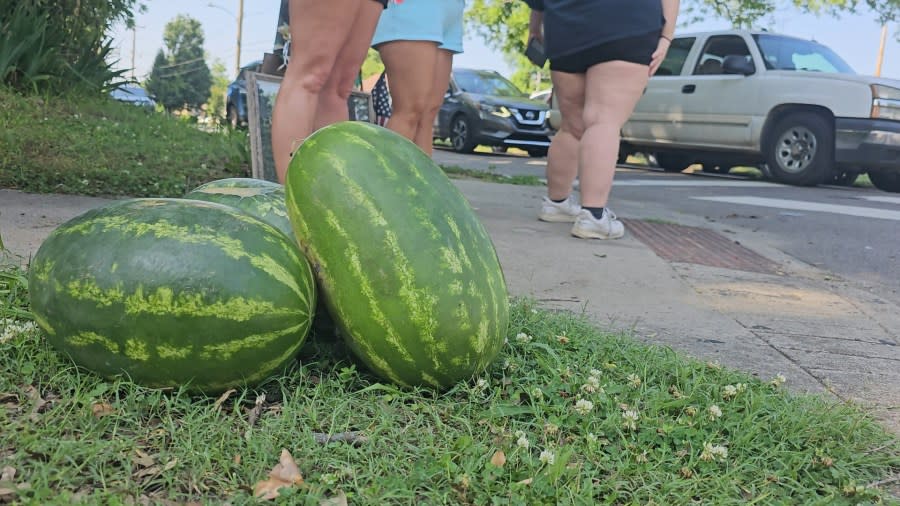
left=623, top=219, right=780, bottom=275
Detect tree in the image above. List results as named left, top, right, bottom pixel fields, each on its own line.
left=206, top=60, right=230, bottom=125
left=146, top=15, right=212, bottom=110
left=466, top=0, right=900, bottom=91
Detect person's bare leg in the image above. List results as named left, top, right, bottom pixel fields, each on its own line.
left=413, top=48, right=453, bottom=155
left=378, top=40, right=439, bottom=144
left=314, top=2, right=382, bottom=129
left=271, top=0, right=359, bottom=182
left=546, top=70, right=585, bottom=201
left=578, top=60, right=649, bottom=208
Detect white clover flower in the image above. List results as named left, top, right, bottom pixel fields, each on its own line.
left=700, top=442, right=729, bottom=462
left=736, top=383, right=747, bottom=393
left=531, top=388, right=544, bottom=400
left=515, top=332, right=532, bottom=343
left=590, top=369, right=602, bottom=377
left=539, top=450, right=555, bottom=465
left=586, top=433, right=598, bottom=444
left=627, top=373, right=642, bottom=388
left=0, top=319, right=38, bottom=343
left=543, top=423, right=558, bottom=435
left=722, top=384, right=738, bottom=400
left=516, top=434, right=530, bottom=449
left=574, top=399, right=594, bottom=415
left=556, top=334, right=570, bottom=344
left=475, top=378, right=488, bottom=390
left=771, top=374, right=786, bottom=387
left=581, top=375, right=602, bottom=394
left=622, top=409, right=640, bottom=430
left=708, top=405, right=723, bottom=420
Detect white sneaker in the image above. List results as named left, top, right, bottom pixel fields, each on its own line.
left=538, top=195, right=581, bottom=223
left=571, top=209, right=625, bottom=239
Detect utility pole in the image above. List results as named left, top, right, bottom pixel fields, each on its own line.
left=875, top=25, right=887, bottom=77
left=235, top=0, right=244, bottom=76
left=131, top=26, right=137, bottom=80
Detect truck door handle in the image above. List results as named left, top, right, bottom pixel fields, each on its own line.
left=682, top=84, right=696, bottom=94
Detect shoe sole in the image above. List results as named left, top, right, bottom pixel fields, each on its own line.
left=538, top=213, right=579, bottom=223
left=571, top=226, right=625, bottom=240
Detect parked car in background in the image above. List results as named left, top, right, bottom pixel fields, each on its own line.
left=434, top=68, right=553, bottom=157
left=225, top=60, right=262, bottom=129
left=110, top=85, right=156, bottom=108
left=618, top=29, right=900, bottom=192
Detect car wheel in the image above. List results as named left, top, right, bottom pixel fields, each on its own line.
left=227, top=105, right=239, bottom=130
left=654, top=152, right=694, bottom=173
left=868, top=169, right=900, bottom=193
left=450, top=115, right=476, bottom=153
left=765, top=112, right=832, bottom=186
left=527, top=148, right=548, bottom=158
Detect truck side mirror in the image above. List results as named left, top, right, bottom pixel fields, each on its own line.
left=722, top=55, right=755, bottom=76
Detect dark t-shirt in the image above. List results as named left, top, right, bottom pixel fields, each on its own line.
left=524, top=0, right=664, bottom=59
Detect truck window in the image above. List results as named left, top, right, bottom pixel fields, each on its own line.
left=693, top=35, right=753, bottom=75
left=656, top=37, right=695, bottom=76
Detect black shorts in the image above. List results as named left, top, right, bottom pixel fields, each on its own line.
left=374, top=0, right=387, bottom=7
left=550, top=30, right=660, bottom=74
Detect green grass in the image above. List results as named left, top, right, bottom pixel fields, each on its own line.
left=1, top=262, right=898, bottom=504
left=0, top=88, right=250, bottom=197
left=441, top=164, right=543, bottom=186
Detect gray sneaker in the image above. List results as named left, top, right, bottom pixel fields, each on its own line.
left=538, top=195, right=581, bottom=223
left=571, top=209, right=625, bottom=239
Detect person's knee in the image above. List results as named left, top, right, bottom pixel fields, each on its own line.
left=560, top=116, right=585, bottom=140
left=289, top=64, right=331, bottom=95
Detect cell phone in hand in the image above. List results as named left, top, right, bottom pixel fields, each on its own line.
left=524, top=37, right=547, bottom=67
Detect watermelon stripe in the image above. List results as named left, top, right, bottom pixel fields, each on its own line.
left=199, top=322, right=307, bottom=360
left=157, top=343, right=193, bottom=359
left=55, top=215, right=307, bottom=302
left=125, top=339, right=151, bottom=361
left=66, top=331, right=119, bottom=354
left=32, top=313, right=56, bottom=336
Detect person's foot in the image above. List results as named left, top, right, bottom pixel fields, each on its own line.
left=571, top=209, right=625, bottom=239
left=538, top=195, right=581, bottom=223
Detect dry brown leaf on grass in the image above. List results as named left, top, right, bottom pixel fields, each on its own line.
left=213, top=389, right=236, bottom=411
left=490, top=451, right=506, bottom=468
left=132, top=449, right=156, bottom=468
left=253, top=449, right=304, bottom=500
left=319, top=490, right=348, bottom=506
left=91, top=402, right=115, bottom=418
left=24, top=386, right=47, bottom=421
left=133, top=458, right=178, bottom=480
left=0, top=467, right=29, bottom=504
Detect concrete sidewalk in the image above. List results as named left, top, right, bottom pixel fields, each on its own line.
left=2, top=183, right=899, bottom=433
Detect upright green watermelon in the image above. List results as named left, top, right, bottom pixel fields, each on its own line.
left=28, top=198, right=316, bottom=393
left=185, top=178, right=293, bottom=239
left=285, top=121, right=509, bottom=388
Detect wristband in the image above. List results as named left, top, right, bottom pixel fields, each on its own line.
left=660, top=34, right=672, bottom=42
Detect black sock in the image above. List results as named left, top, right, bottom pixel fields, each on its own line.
left=583, top=206, right=605, bottom=219
left=550, top=197, right=567, bottom=203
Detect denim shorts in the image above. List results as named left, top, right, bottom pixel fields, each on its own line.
left=371, top=0, right=465, bottom=54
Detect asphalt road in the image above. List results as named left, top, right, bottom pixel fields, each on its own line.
left=433, top=147, right=900, bottom=305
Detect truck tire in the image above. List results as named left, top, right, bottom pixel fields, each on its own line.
left=654, top=152, right=694, bottom=173
left=868, top=169, right=900, bottom=193
left=765, top=112, right=832, bottom=186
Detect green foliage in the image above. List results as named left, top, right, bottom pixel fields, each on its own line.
left=0, top=0, right=140, bottom=94
left=146, top=15, right=213, bottom=110
left=0, top=87, right=249, bottom=197
left=0, top=297, right=898, bottom=503
left=361, top=49, right=385, bottom=80
left=206, top=60, right=230, bottom=125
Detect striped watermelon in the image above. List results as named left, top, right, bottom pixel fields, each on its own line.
left=285, top=121, right=509, bottom=388
left=185, top=178, right=293, bottom=239
left=28, top=198, right=316, bottom=393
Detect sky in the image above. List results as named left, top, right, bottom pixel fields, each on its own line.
left=109, top=0, right=900, bottom=86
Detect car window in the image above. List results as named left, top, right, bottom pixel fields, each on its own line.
left=753, top=34, right=855, bottom=74
left=693, top=35, right=753, bottom=75
left=453, top=71, right=524, bottom=97
left=655, top=37, right=695, bottom=76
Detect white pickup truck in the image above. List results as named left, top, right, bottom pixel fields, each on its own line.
left=616, top=29, right=900, bottom=192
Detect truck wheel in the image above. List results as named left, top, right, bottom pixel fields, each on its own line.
left=450, top=115, right=476, bottom=153
left=765, top=112, right=832, bottom=186
left=654, top=153, right=694, bottom=173
left=868, top=170, right=900, bottom=193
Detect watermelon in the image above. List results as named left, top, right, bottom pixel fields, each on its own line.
left=285, top=121, right=509, bottom=388
left=28, top=198, right=316, bottom=393
left=185, top=178, right=293, bottom=239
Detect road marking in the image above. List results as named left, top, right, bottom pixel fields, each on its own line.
left=861, top=196, right=900, bottom=205
left=693, top=196, right=900, bottom=221
left=527, top=161, right=547, bottom=166
left=616, top=179, right=776, bottom=187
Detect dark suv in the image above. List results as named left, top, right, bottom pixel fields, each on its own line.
left=434, top=68, right=553, bottom=157
left=225, top=60, right=262, bottom=129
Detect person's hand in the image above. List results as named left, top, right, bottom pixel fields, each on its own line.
left=649, top=36, right=671, bottom=76
left=529, top=10, right=544, bottom=44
